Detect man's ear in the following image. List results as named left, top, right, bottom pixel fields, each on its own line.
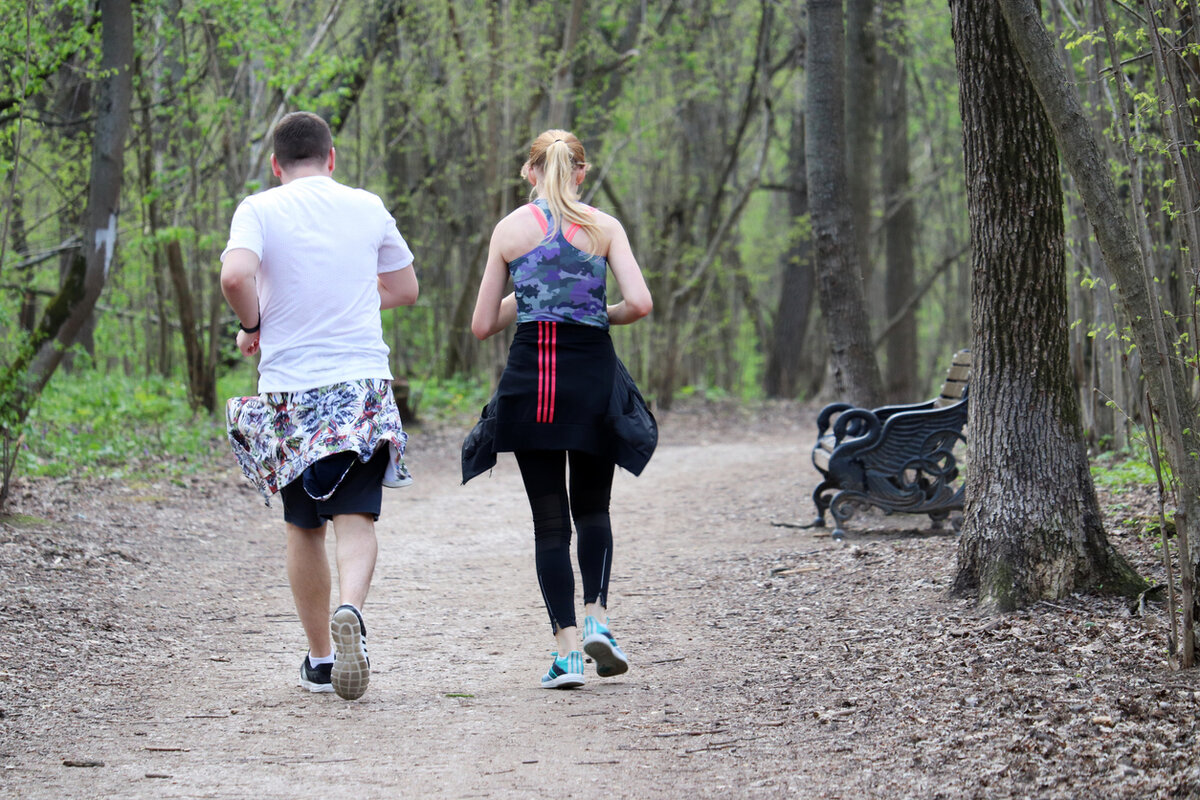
left=328, top=147, right=336, bottom=174
left=270, top=154, right=282, bottom=178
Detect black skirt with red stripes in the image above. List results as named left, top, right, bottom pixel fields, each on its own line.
left=493, top=321, right=617, bottom=454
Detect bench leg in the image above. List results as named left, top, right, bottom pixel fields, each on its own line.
left=828, top=490, right=857, bottom=543
left=811, top=481, right=834, bottom=528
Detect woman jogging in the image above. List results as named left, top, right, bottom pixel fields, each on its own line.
left=468, top=129, right=654, bottom=689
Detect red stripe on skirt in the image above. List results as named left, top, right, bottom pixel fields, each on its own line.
left=536, top=321, right=558, bottom=423
left=537, top=322, right=546, bottom=422
left=548, top=322, right=557, bottom=423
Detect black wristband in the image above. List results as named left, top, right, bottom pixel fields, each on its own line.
left=239, top=319, right=261, bottom=335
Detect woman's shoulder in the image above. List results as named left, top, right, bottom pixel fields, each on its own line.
left=589, top=207, right=626, bottom=239
left=496, top=203, right=543, bottom=226
left=493, top=204, right=538, bottom=236
left=491, top=204, right=546, bottom=261
left=589, top=206, right=620, bottom=226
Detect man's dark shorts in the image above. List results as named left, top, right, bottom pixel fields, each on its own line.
left=280, top=447, right=389, bottom=529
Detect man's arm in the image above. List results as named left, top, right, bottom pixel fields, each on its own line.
left=379, top=265, right=419, bottom=309
left=220, top=248, right=261, bottom=356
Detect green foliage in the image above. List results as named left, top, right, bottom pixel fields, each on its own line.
left=1090, top=445, right=1165, bottom=492
left=676, top=384, right=731, bottom=402
left=16, top=361, right=227, bottom=480
left=407, top=375, right=492, bottom=424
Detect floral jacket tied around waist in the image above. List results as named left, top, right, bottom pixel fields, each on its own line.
left=226, top=377, right=411, bottom=503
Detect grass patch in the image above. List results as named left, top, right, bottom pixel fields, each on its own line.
left=407, top=375, right=492, bottom=424
left=15, top=367, right=227, bottom=482
left=0, top=513, right=52, bottom=528
left=1090, top=447, right=1161, bottom=493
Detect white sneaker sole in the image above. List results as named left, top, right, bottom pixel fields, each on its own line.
left=299, top=676, right=335, bottom=693
left=583, top=634, right=629, bottom=678
left=330, top=608, right=370, bottom=700
left=541, top=673, right=586, bottom=689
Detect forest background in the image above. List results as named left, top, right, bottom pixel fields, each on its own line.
left=0, top=0, right=1192, bottom=506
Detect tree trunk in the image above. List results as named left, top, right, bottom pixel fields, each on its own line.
left=765, top=65, right=815, bottom=399
left=999, top=0, right=1196, bottom=660
left=950, top=0, right=1143, bottom=611
left=8, top=192, right=38, bottom=333
left=0, top=0, right=133, bottom=508
left=879, top=0, right=917, bottom=403
left=547, top=0, right=585, bottom=129
left=806, top=0, right=883, bottom=407
left=165, top=240, right=215, bottom=411
left=845, top=0, right=877, bottom=287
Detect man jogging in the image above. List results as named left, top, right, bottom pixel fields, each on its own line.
left=221, top=111, right=418, bottom=700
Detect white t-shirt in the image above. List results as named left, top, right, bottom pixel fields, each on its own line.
left=221, top=175, right=414, bottom=393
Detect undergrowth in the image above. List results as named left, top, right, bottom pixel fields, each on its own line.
left=1090, top=445, right=1161, bottom=493
left=11, top=367, right=490, bottom=484
left=16, top=369, right=229, bottom=481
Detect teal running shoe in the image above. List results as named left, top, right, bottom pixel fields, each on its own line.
left=582, top=616, right=629, bottom=678
left=541, top=650, right=586, bottom=689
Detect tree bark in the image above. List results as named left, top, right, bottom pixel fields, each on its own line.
left=879, top=0, right=916, bottom=403
left=765, top=60, right=815, bottom=399
left=845, top=0, right=877, bottom=286
left=547, top=0, right=585, bottom=129
left=949, top=0, right=1143, bottom=611
left=806, top=0, right=882, bottom=407
left=999, top=0, right=1195, bottom=658
left=165, top=240, right=215, bottom=411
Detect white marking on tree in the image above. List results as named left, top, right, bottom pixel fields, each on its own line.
left=94, top=213, right=118, bottom=277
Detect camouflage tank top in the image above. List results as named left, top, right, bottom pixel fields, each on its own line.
left=509, top=199, right=608, bottom=329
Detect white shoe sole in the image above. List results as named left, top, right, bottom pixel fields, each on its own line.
left=583, top=634, right=629, bottom=678
left=299, top=676, right=335, bottom=693
left=330, top=608, right=370, bottom=700
left=541, top=673, right=586, bottom=689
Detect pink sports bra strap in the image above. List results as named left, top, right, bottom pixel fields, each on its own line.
left=564, top=207, right=596, bottom=244
left=527, top=202, right=595, bottom=243
left=526, top=203, right=549, bottom=235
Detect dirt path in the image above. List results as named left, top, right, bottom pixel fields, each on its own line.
left=0, top=403, right=1194, bottom=799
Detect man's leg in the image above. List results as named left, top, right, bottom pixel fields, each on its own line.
left=330, top=512, right=377, bottom=608
left=286, top=521, right=332, bottom=657
left=311, top=448, right=386, bottom=700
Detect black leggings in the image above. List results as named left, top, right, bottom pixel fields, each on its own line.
left=514, top=449, right=615, bottom=633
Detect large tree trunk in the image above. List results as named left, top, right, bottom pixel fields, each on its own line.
left=806, top=0, right=883, bottom=407
left=879, top=0, right=917, bottom=403
left=0, top=0, right=133, bottom=507
left=999, top=0, right=1196, bottom=660
left=949, top=0, right=1143, bottom=611
left=765, top=46, right=815, bottom=399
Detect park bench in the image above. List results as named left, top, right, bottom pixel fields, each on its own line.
left=810, top=350, right=971, bottom=541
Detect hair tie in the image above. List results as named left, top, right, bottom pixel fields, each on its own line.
left=554, top=138, right=563, bottom=143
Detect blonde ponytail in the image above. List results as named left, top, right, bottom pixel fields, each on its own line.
left=526, top=130, right=603, bottom=249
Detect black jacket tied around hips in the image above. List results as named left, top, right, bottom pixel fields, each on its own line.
left=460, top=358, right=657, bottom=484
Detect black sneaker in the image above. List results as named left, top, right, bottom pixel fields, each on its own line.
left=331, top=604, right=370, bottom=700
left=299, top=655, right=334, bottom=693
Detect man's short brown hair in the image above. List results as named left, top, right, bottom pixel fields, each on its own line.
left=273, top=112, right=333, bottom=170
